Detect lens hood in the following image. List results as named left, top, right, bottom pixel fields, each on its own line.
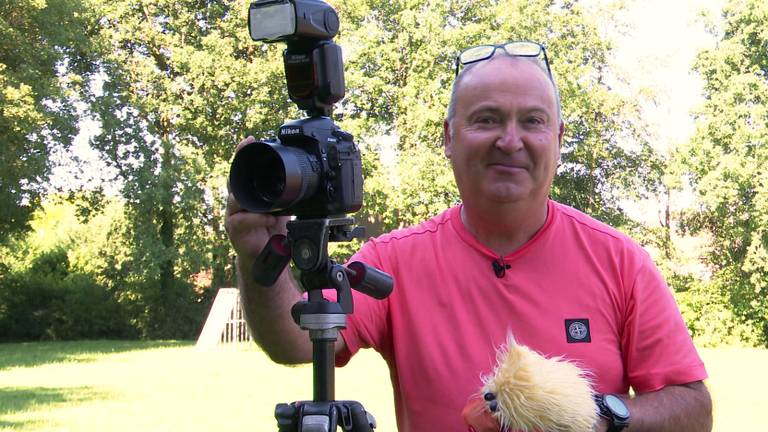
left=229, top=140, right=319, bottom=213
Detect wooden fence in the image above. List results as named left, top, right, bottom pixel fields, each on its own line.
left=196, top=288, right=253, bottom=349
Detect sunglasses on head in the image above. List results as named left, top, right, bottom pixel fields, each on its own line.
left=454, top=41, right=552, bottom=78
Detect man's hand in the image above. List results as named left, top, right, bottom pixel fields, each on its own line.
left=224, top=136, right=291, bottom=265
left=462, top=395, right=501, bottom=432
left=223, top=136, right=315, bottom=364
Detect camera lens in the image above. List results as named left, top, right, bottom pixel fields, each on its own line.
left=252, top=149, right=285, bottom=202
left=229, top=140, right=319, bottom=213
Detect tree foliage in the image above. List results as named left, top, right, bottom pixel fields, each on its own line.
left=0, top=0, right=95, bottom=239
left=85, top=0, right=293, bottom=336
left=673, top=0, right=768, bottom=345
left=330, top=0, right=660, bottom=234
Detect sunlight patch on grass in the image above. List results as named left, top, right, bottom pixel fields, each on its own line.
left=699, top=347, right=768, bottom=431
left=0, top=340, right=190, bottom=371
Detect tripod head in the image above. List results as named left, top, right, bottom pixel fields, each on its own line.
left=252, top=216, right=393, bottom=431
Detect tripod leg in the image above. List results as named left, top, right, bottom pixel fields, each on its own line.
left=335, top=402, right=375, bottom=432
left=349, top=403, right=375, bottom=431
left=276, top=403, right=298, bottom=432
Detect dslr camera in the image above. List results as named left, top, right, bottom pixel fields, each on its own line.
left=229, top=0, right=363, bottom=219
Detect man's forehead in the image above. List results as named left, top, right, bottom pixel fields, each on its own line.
left=457, top=56, right=557, bottom=106
left=461, top=55, right=550, bottom=87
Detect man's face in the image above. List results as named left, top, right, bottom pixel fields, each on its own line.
left=444, top=56, right=563, bottom=207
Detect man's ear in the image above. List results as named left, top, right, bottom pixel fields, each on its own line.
left=558, top=121, right=565, bottom=147
left=443, top=119, right=453, bottom=158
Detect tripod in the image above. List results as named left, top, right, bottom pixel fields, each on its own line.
left=252, top=217, right=393, bottom=432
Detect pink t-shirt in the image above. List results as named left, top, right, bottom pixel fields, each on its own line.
left=337, top=200, right=707, bottom=432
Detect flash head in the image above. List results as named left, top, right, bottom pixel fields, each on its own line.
left=249, top=0, right=339, bottom=42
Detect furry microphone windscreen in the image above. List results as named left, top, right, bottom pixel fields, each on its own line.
left=479, top=335, right=598, bottom=432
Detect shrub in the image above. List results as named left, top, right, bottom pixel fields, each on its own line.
left=672, top=275, right=762, bottom=347
left=0, top=248, right=136, bottom=341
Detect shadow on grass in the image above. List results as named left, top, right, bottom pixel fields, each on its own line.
left=0, top=340, right=193, bottom=370
left=0, top=385, right=112, bottom=429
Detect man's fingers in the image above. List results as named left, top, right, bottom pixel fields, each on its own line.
left=236, top=135, right=256, bottom=152
left=226, top=192, right=243, bottom=217
left=225, top=208, right=276, bottom=234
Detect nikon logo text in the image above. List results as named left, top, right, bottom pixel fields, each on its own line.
left=281, top=127, right=301, bottom=135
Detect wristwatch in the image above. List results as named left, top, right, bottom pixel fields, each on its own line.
left=595, top=394, right=630, bottom=432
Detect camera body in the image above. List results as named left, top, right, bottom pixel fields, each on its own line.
left=229, top=0, right=363, bottom=219
left=229, top=116, right=363, bottom=218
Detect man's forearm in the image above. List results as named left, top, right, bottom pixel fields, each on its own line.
left=237, top=256, right=313, bottom=364
left=623, top=381, right=712, bottom=431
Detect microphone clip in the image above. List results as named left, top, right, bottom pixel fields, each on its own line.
left=492, top=258, right=511, bottom=278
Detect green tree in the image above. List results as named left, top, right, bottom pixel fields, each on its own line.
left=84, top=0, right=292, bottom=336
left=331, top=0, right=660, bottom=234
left=673, top=0, right=768, bottom=345
left=0, top=0, right=95, bottom=239
left=85, top=0, right=299, bottom=336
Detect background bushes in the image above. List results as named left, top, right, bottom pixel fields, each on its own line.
left=0, top=248, right=134, bottom=341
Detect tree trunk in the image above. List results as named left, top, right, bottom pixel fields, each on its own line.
left=210, top=204, right=231, bottom=289
left=157, top=134, right=176, bottom=334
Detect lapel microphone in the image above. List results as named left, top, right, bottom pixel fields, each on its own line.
left=492, top=258, right=511, bottom=278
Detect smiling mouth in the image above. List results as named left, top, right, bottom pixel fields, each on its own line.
left=489, top=163, right=526, bottom=172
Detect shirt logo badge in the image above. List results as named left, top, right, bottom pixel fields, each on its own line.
left=565, top=318, right=591, bottom=343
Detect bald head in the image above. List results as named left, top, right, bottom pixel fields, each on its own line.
left=447, top=54, right=562, bottom=132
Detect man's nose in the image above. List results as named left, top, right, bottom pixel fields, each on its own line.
left=494, top=122, right=523, bottom=153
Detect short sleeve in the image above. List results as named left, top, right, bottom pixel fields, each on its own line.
left=621, top=254, right=708, bottom=392
left=335, top=239, right=392, bottom=366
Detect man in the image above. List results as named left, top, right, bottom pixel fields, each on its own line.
left=225, top=42, right=712, bottom=432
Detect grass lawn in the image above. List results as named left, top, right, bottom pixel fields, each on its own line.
left=0, top=341, right=765, bottom=431
left=0, top=340, right=395, bottom=431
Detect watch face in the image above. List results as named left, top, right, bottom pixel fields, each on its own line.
left=605, top=395, right=630, bottom=419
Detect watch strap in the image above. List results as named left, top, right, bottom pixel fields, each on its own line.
left=607, top=424, right=626, bottom=432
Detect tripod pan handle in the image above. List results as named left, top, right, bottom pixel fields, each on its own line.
left=346, top=261, right=393, bottom=300
left=252, top=234, right=291, bottom=286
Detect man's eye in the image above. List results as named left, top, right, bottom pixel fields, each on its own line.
left=474, top=116, right=498, bottom=124
left=525, top=116, right=545, bottom=126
